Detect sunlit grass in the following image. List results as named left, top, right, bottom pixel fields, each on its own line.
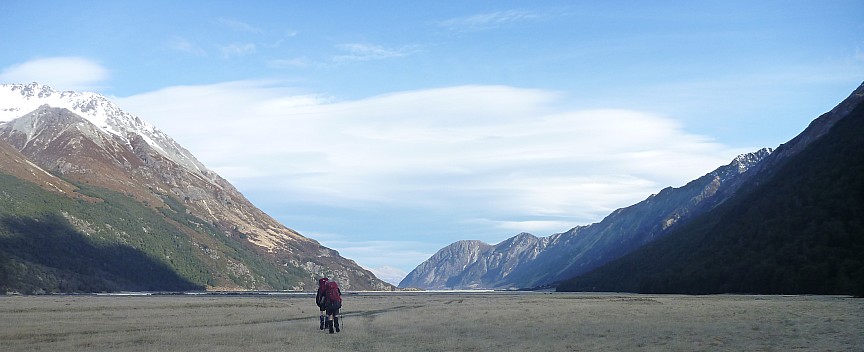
left=0, top=293, right=861, bottom=351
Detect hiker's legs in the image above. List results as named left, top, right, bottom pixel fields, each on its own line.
left=319, top=310, right=326, bottom=330
left=333, top=314, right=340, bottom=332
left=325, top=304, right=340, bottom=333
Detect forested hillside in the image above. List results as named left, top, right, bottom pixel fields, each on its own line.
left=0, top=174, right=312, bottom=293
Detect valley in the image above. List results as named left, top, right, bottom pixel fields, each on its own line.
left=1, top=292, right=861, bottom=351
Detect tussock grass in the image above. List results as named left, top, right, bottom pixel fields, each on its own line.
left=0, top=293, right=861, bottom=351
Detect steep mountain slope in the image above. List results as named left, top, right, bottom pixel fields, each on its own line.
left=401, top=148, right=772, bottom=289
left=0, top=83, right=391, bottom=292
left=0, top=137, right=83, bottom=198
left=0, top=83, right=208, bottom=177
left=401, top=240, right=492, bottom=289
left=0, top=174, right=206, bottom=293
left=558, top=82, right=864, bottom=295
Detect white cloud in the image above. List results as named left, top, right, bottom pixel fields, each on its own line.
left=309, top=231, right=433, bottom=279
left=168, top=36, right=207, bottom=56
left=467, top=218, right=578, bottom=235
left=268, top=57, right=310, bottom=68
left=220, top=43, right=257, bottom=58
left=216, top=18, right=262, bottom=33
left=439, top=9, right=547, bottom=31
left=365, top=265, right=409, bottom=286
left=117, top=81, right=747, bottom=273
left=118, top=80, right=743, bottom=219
left=333, top=43, right=420, bottom=62
left=0, top=57, right=109, bottom=91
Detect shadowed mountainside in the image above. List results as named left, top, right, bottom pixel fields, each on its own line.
left=401, top=149, right=772, bottom=289
left=559, top=82, right=864, bottom=295
left=0, top=213, right=202, bottom=293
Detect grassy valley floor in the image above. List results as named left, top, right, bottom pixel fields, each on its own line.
left=0, top=292, right=861, bottom=351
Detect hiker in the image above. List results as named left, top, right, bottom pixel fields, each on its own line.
left=323, top=280, right=342, bottom=334
left=315, top=278, right=329, bottom=330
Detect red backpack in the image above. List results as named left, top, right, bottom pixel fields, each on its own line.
left=324, top=281, right=342, bottom=304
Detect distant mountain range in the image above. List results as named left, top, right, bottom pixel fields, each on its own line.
left=402, top=82, right=864, bottom=296
left=559, top=82, right=864, bottom=295
left=400, top=148, right=772, bottom=289
left=0, top=83, right=392, bottom=293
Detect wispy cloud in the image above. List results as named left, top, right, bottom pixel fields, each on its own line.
left=216, top=18, right=262, bottom=33
left=268, top=57, right=310, bottom=68
left=168, top=36, right=207, bottom=56
left=365, top=265, right=409, bottom=286
left=308, top=231, right=432, bottom=284
left=117, top=81, right=744, bottom=226
left=0, top=57, right=109, bottom=91
left=439, top=9, right=547, bottom=31
left=116, top=80, right=750, bottom=275
left=466, top=218, right=582, bottom=235
left=333, top=43, right=420, bottom=62
left=219, top=43, right=257, bottom=58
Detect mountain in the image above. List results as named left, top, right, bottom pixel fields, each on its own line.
left=0, top=83, right=207, bottom=177
left=558, top=82, right=864, bottom=295
left=0, top=83, right=392, bottom=293
left=401, top=240, right=492, bottom=289
left=401, top=148, right=772, bottom=289
left=0, top=136, right=83, bottom=198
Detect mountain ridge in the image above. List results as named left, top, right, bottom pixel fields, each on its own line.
left=0, top=84, right=392, bottom=292
left=0, top=83, right=212, bottom=182
left=404, top=81, right=864, bottom=294
left=400, top=147, right=772, bottom=289
left=558, top=81, right=864, bottom=295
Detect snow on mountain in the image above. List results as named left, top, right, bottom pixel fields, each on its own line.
left=0, top=83, right=214, bottom=183
left=0, top=83, right=395, bottom=291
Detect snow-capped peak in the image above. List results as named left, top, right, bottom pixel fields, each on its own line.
left=2, top=83, right=115, bottom=133
left=731, top=147, right=773, bottom=173
left=0, top=82, right=214, bottom=182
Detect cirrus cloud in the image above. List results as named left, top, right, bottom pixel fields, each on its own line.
left=220, top=43, right=257, bottom=58
left=116, top=80, right=751, bottom=275
left=168, top=36, right=208, bottom=56
left=333, top=43, right=421, bottom=63
left=117, top=81, right=746, bottom=221
left=439, top=9, right=548, bottom=31
left=215, top=18, right=262, bottom=34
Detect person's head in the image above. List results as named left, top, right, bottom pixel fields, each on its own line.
left=318, top=277, right=329, bottom=289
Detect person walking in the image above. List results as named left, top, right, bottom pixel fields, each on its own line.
left=323, top=280, right=342, bottom=334
left=315, top=277, right=329, bottom=330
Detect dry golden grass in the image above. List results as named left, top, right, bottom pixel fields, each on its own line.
left=0, top=292, right=861, bottom=351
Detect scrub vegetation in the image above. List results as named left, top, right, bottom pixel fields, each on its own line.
left=0, top=174, right=308, bottom=293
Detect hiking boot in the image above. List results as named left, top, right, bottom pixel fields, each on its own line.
left=319, top=315, right=325, bottom=330
left=327, top=320, right=334, bottom=334
left=334, top=317, right=340, bottom=333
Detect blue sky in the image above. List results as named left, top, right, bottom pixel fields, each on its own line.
left=2, top=1, right=863, bottom=284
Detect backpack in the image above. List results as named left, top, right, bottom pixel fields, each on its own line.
left=324, top=281, right=342, bottom=304
left=316, top=278, right=329, bottom=307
